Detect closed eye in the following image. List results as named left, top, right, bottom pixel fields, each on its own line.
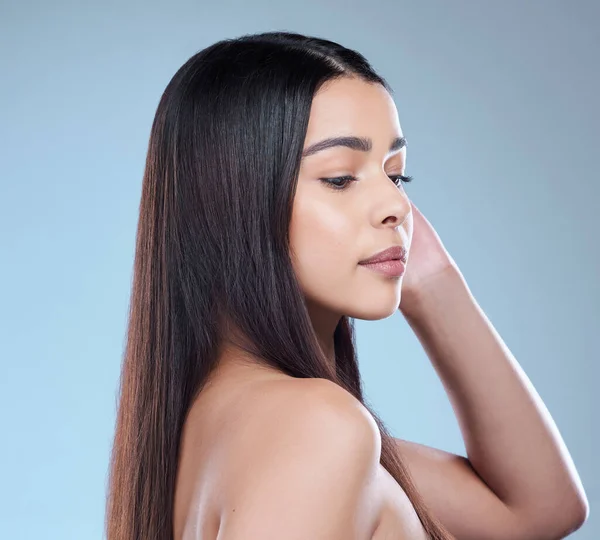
left=319, top=174, right=413, bottom=190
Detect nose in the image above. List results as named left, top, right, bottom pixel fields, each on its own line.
left=371, top=175, right=411, bottom=228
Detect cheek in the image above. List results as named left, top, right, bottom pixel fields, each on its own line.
left=289, top=202, right=356, bottom=279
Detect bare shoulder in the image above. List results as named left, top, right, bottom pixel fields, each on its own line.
left=213, top=377, right=384, bottom=539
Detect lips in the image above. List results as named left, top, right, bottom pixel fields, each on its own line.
left=359, top=245, right=407, bottom=265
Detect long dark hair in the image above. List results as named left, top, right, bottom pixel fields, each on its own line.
left=105, top=30, right=453, bottom=539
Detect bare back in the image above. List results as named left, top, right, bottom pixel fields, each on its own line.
left=173, top=362, right=427, bottom=539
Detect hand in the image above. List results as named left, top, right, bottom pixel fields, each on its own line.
left=400, top=200, right=460, bottom=311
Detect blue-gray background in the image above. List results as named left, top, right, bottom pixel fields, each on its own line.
left=1, top=1, right=597, bottom=538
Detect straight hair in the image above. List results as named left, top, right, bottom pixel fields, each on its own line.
left=105, top=30, right=453, bottom=539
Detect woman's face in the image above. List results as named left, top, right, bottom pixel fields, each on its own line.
left=290, top=76, right=412, bottom=329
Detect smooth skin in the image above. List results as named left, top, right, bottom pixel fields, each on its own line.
left=216, top=377, right=398, bottom=539
left=196, top=369, right=427, bottom=540
left=211, top=77, right=428, bottom=539
left=178, top=76, right=588, bottom=539
left=289, top=76, right=412, bottom=372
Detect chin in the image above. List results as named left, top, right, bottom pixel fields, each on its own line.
left=345, top=285, right=402, bottom=321
left=347, top=301, right=399, bottom=321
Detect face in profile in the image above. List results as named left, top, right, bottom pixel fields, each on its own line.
left=290, top=76, right=412, bottom=329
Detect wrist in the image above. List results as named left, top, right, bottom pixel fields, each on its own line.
left=400, top=265, right=467, bottom=319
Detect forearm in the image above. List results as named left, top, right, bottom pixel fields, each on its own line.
left=400, top=268, right=588, bottom=524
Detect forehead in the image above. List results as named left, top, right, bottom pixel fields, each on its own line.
left=304, top=77, right=403, bottom=149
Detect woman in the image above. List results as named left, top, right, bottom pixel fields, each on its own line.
left=105, top=31, right=589, bottom=539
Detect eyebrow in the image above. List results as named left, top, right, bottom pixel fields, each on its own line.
left=301, top=135, right=406, bottom=159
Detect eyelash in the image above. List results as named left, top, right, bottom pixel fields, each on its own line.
left=319, top=174, right=413, bottom=190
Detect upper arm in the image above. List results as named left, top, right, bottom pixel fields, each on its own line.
left=215, top=379, right=384, bottom=540
left=393, top=438, right=586, bottom=540
left=393, top=438, right=522, bottom=539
